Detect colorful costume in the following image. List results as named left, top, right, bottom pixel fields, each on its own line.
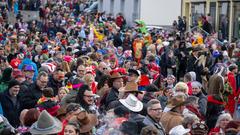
left=133, top=39, right=144, bottom=64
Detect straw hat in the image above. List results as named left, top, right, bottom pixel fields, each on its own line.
left=119, top=82, right=142, bottom=94
left=30, top=110, right=62, bottom=135
left=120, top=94, right=143, bottom=112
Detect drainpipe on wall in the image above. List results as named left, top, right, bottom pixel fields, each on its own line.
left=229, top=0, right=233, bottom=42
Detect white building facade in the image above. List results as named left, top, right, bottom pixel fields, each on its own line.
left=98, top=0, right=182, bottom=26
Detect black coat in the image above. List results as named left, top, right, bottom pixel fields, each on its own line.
left=47, top=76, right=63, bottom=96
left=105, top=87, right=119, bottom=109
left=206, top=95, right=225, bottom=130
left=113, top=34, right=123, bottom=47
left=0, top=90, right=21, bottom=128
left=187, top=54, right=198, bottom=72
left=21, top=82, right=43, bottom=109
left=195, top=92, right=207, bottom=116
left=95, top=70, right=104, bottom=83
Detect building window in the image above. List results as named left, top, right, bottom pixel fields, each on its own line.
left=110, top=0, right=114, bottom=14
left=133, top=0, right=139, bottom=21
left=232, top=2, right=240, bottom=39
left=191, top=2, right=206, bottom=27
left=218, top=2, right=230, bottom=40
left=99, top=0, right=103, bottom=12
left=209, top=2, right=216, bottom=31
left=121, top=0, right=125, bottom=13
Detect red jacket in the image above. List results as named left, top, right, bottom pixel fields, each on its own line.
left=226, top=72, right=237, bottom=115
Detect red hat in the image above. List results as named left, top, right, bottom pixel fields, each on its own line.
left=10, top=58, right=21, bottom=69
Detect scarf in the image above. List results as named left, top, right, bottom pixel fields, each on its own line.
left=186, top=105, right=205, bottom=121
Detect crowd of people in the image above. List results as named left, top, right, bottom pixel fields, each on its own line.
left=0, top=0, right=240, bottom=135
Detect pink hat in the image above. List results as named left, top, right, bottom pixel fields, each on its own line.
left=63, top=56, right=72, bottom=63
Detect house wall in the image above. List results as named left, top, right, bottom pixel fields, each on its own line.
left=140, top=0, right=182, bottom=26
left=99, top=0, right=182, bottom=26
left=98, top=0, right=140, bottom=26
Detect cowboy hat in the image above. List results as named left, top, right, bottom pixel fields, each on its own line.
left=120, top=94, right=143, bottom=112
left=30, top=110, right=62, bottom=135
left=71, top=111, right=98, bottom=133
left=110, top=71, right=125, bottom=79
left=119, top=82, right=143, bottom=94
left=167, top=93, right=189, bottom=110
left=169, top=125, right=190, bottom=135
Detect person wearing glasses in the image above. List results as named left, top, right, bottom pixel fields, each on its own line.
left=75, top=84, right=98, bottom=115
left=21, top=71, right=49, bottom=109
left=69, top=65, right=86, bottom=84
left=143, top=99, right=165, bottom=135
left=95, top=62, right=109, bottom=83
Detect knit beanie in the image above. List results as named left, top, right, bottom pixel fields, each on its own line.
left=8, top=79, right=20, bottom=89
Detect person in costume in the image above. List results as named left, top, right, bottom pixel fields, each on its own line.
left=133, top=35, right=144, bottom=64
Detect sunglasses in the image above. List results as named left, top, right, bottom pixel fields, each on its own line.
left=192, top=123, right=208, bottom=131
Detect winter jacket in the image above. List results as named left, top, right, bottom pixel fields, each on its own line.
left=143, top=115, right=166, bottom=135
left=105, top=87, right=119, bottom=109
left=0, top=90, right=21, bottom=127
left=206, top=95, right=225, bottom=130
left=187, top=54, right=197, bottom=72
left=128, top=113, right=146, bottom=134
left=47, top=75, right=63, bottom=96
left=160, top=111, right=184, bottom=134
left=195, top=92, right=207, bottom=116
left=95, top=69, right=104, bottom=83
left=21, top=82, right=43, bottom=109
